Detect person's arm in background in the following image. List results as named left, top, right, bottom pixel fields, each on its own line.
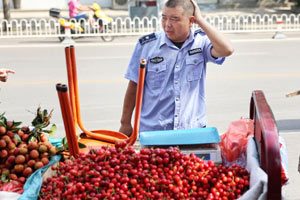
left=0, top=68, right=15, bottom=82
left=191, top=0, right=234, bottom=58
left=78, top=4, right=93, bottom=11
left=119, top=80, right=137, bottom=137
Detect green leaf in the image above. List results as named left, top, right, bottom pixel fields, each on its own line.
left=1, top=174, right=8, bottom=183
left=13, top=121, right=22, bottom=128
left=62, top=137, right=69, bottom=149
left=43, top=109, right=48, bottom=118
left=34, top=124, right=44, bottom=129
left=32, top=128, right=38, bottom=135
left=0, top=112, right=6, bottom=121
left=55, top=146, right=64, bottom=153
left=28, top=136, right=37, bottom=143
left=0, top=121, right=5, bottom=127
left=14, top=133, right=22, bottom=143
left=11, top=128, right=19, bottom=132
left=48, top=124, right=57, bottom=138
left=62, top=136, right=67, bottom=145
left=1, top=174, right=6, bottom=180
left=32, top=107, right=43, bottom=126
left=78, top=142, right=87, bottom=149
left=43, top=122, right=50, bottom=128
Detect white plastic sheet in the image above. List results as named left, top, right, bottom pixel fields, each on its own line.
left=0, top=191, right=21, bottom=200
left=238, top=136, right=268, bottom=200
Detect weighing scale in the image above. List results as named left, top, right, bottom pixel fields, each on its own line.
left=140, top=127, right=222, bottom=163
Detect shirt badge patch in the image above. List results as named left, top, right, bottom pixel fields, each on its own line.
left=139, top=33, right=157, bottom=45
left=188, top=48, right=202, bottom=55
left=150, top=57, right=164, bottom=64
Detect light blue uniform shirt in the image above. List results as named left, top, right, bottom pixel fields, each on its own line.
left=125, top=29, right=225, bottom=132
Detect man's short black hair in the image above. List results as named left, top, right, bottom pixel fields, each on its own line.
left=165, top=0, right=195, bottom=17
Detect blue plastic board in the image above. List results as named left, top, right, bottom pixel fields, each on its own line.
left=140, top=127, right=220, bottom=145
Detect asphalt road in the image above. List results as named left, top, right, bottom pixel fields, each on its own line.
left=0, top=32, right=300, bottom=199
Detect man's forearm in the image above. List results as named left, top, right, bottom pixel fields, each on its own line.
left=191, top=0, right=234, bottom=58
left=196, top=17, right=234, bottom=58
left=78, top=5, right=91, bottom=11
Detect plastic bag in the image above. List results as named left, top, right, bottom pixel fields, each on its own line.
left=219, top=118, right=254, bottom=167
left=19, top=155, right=61, bottom=200
left=0, top=181, right=23, bottom=194
left=19, top=138, right=62, bottom=200
left=0, top=191, right=21, bottom=200
left=238, top=136, right=268, bottom=200
left=279, top=136, right=289, bottom=185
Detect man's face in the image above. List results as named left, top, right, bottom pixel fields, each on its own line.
left=161, top=6, right=193, bottom=43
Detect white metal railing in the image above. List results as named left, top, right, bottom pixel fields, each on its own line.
left=0, top=14, right=300, bottom=39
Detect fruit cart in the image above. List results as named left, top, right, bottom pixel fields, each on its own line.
left=11, top=89, right=282, bottom=200
left=17, top=46, right=284, bottom=200
left=59, top=46, right=282, bottom=199
left=52, top=88, right=282, bottom=200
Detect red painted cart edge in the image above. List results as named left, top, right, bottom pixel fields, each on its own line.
left=249, top=90, right=282, bottom=200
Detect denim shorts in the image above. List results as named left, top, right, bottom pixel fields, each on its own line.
left=73, top=13, right=88, bottom=20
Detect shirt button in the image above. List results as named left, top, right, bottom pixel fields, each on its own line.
left=175, top=65, right=179, bottom=68
left=175, top=114, right=178, bottom=118
left=155, top=68, right=159, bottom=72
left=175, top=80, right=178, bottom=84
left=175, top=97, right=179, bottom=101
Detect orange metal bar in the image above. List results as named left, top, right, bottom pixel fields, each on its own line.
left=60, top=84, right=80, bottom=156
left=56, top=83, right=75, bottom=156
left=69, top=46, right=127, bottom=143
left=64, top=47, right=78, bottom=135
left=127, top=59, right=146, bottom=145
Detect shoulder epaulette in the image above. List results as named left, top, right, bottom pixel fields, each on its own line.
left=139, top=33, right=157, bottom=45
left=194, top=29, right=206, bottom=36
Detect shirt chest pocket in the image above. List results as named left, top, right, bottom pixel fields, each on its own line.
left=147, top=62, right=167, bottom=90
left=186, top=57, right=204, bottom=81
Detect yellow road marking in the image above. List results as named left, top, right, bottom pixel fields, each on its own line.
left=2, top=73, right=300, bottom=86
left=2, top=79, right=127, bottom=86
left=207, top=73, right=300, bottom=79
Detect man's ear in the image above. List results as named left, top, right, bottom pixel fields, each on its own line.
left=189, top=16, right=196, bottom=25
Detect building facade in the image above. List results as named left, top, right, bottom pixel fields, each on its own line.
left=0, top=0, right=112, bottom=9
left=0, top=0, right=263, bottom=10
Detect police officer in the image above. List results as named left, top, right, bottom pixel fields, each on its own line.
left=119, top=0, right=234, bottom=136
